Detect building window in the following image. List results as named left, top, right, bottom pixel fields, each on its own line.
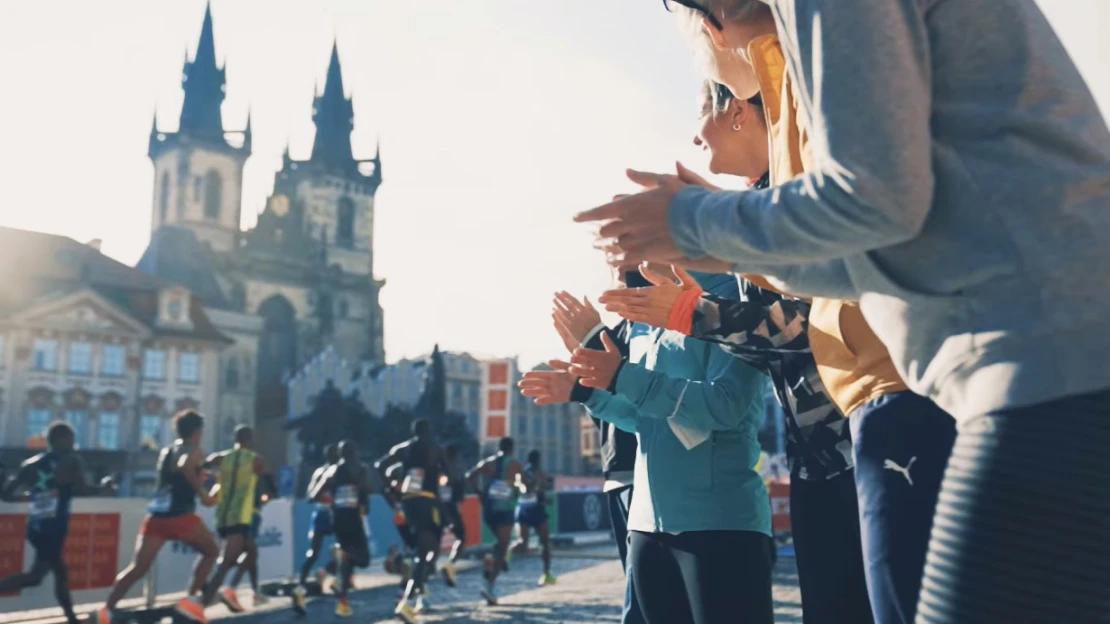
left=143, top=349, right=166, bottom=380
left=140, top=414, right=162, bottom=449
left=32, top=339, right=57, bottom=371
left=203, top=169, right=222, bottom=220
left=67, top=341, right=93, bottom=375
left=518, top=415, right=528, bottom=436
left=159, top=172, right=171, bottom=222
left=26, top=409, right=51, bottom=440
left=97, top=412, right=120, bottom=450
left=101, top=344, right=125, bottom=377
left=547, top=415, right=556, bottom=438
left=178, top=352, right=200, bottom=384
left=64, top=411, right=87, bottom=448
left=336, top=197, right=355, bottom=248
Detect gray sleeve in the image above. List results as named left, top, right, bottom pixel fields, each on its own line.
left=668, top=0, right=934, bottom=268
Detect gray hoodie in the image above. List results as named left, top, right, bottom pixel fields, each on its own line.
left=668, top=0, right=1110, bottom=421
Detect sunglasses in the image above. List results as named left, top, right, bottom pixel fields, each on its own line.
left=663, top=0, right=725, bottom=31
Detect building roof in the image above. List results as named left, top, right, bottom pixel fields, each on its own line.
left=136, top=225, right=231, bottom=309
left=0, top=226, right=230, bottom=344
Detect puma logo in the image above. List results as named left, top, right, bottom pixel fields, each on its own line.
left=883, top=457, right=917, bottom=487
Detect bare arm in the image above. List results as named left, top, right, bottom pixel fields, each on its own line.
left=180, top=448, right=217, bottom=506
left=307, top=466, right=335, bottom=501
left=57, top=455, right=114, bottom=497
left=373, top=442, right=409, bottom=484
left=0, top=466, right=32, bottom=502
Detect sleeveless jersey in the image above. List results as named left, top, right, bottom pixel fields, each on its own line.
left=215, top=448, right=257, bottom=528
left=484, top=455, right=516, bottom=512
left=330, top=461, right=363, bottom=530
left=24, top=452, right=73, bottom=535
left=399, top=439, right=439, bottom=500
left=148, top=444, right=198, bottom=517
left=518, top=463, right=544, bottom=506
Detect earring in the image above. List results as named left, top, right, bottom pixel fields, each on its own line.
left=731, top=123, right=742, bottom=131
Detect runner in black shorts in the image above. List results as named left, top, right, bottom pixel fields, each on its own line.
left=308, top=439, right=372, bottom=618
left=438, top=444, right=468, bottom=583
left=376, top=419, right=448, bottom=623
left=515, top=450, right=555, bottom=586
left=0, top=422, right=115, bottom=624
left=467, top=437, right=524, bottom=606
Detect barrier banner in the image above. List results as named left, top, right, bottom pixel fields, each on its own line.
left=0, top=499, right=146, bottom=613
left=769, top=481, right=791, bottom=533
left=155, top=498, right=294, bottom=595
left=555, top=492, right=610, bottom=534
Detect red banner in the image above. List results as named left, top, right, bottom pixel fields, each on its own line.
left=0, top=514, right=27, bottom=596
left=63, top=513, right=120, bottom=591
left=769, top=482, right=791, bottom=533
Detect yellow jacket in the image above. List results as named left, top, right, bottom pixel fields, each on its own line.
left=747, top=34, right=907, bottom=416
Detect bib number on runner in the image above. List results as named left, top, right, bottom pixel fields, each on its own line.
left=29, top=490, right=59, bottom=520
left=437, top=484, right=452, bottom=502
left=519, top=492, right=538, bottom=505
left=401, top=468, right=425, bottom=495
left=488, top=479, right=512, bottom=502
left=146, top=488, right=172, bottom=514
left=334, top=485, right=359, bottom=509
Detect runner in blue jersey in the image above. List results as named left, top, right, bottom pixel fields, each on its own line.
left=515, top=450, right=555, bottom=587
left=0, top=422, right=115, bottom=624
left=466, top=437, right=523, bottom=605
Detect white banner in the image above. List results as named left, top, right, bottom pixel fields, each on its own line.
left=0, top=498, right=147, bottom=613
left=154, top=498, right=294, bottom=595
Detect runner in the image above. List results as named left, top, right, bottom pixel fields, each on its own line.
left=201, top=425, right=267, bottom=614
left=305, top=439, right=372, bottom=617
left=223, top=471, right=277, bottom=609
left=376, top=419, right=448, bottom=623
left=379, top=461, right=415, bottom=592
left=0, top=422, right=115, bottom=624
left=466, top=437, right=523, bottom=606
left=515, top=450, right=555, bottom=586
left=96, top=410, right=220, bottom=624
left=437, top=444, right=468, bottom=586
left=296, top=444, right=339, bottom=599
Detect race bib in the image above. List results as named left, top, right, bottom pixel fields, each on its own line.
left=334, top=485, right=359, bottom=509
left=437, top=484, right=453, bottom=503
left=519, top=492, right=538, bottom=505
left=146, top=488, right=172, bottom=514
left=315, top=501, right=333, bottom=513
left=401, top=468, right=425, bottom=494
left=29, top=490, right=58, bottom=520
left=487, top=479, right=512, bottom=502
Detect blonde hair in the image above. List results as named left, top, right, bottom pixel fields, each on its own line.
left=673, top=0, right=772, bottom=74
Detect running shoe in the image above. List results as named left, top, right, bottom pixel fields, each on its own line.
left=175, top=596, right=208, bottom=623
left=480, top=585, right=498, bottom=606
left=94, top=607, right=115, bottom=624
left=394, top=600, right=418, bottom=624
left=335, top=596, right=353, bottom=617
left=252, top=593, right=269, bottom=606
left=414, top=594, right=428, bottom=614
left=440, top=561, right=457, bottom=587
left=218, top=586, right=244, bottom=613
left=538, top=572, right=557, bottom=586
left=291, top=585, right=307, bottom=616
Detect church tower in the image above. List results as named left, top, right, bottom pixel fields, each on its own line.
left=148, top=2, right=250, bottom=253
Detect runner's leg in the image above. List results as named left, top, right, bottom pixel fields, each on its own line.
left=0, top=557, right=51, bottom=593
left=50, top=558, right=79, bottom=624
left=187, top=525, right=227, bottom=605
left=299, top=531, right=325, bottom=585
left=536, top=521, right=552, bottom=576
left=104, top=531, right=165, bottom=610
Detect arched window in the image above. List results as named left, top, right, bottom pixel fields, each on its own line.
left=336, top=197, right=355, bottom=248
left=256, top=295, right=297, bottom=390
left=203, top=170, right=223, bottom=220
left=159, top=172, right=171, bottom=222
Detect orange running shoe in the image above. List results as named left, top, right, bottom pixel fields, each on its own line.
left=219, top=586, right=244, bottom=613
left=175, top=596, right=208, bottom=623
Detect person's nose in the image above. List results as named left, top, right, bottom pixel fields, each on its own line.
left=693, top=135, right=704, bottom=147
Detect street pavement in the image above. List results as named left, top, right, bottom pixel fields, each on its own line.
left=3, top=546, right=803, bottom=624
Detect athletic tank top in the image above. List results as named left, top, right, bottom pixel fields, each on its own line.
left=148, top=444, right=197, bottom=517
left=518, top=463, right=544, bottom=506
left=215, top=448, right=257, bottom=528
left=484, top=455, right=515, bottom=511
left=25, top=452, right=73, bottom=534
left=330, top=461, right=362, bottom=527
left=399, top=439, right=439, bottom=499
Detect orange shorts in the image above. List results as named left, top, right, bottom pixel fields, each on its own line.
left=141, top=513, right=202, bottom=541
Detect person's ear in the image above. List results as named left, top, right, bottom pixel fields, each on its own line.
left=730, top=99, right=752, bottom=130
left=704, top=17, right=730, bottom=51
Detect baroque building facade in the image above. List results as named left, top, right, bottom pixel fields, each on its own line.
left=135, top=4, right=386, bottom=463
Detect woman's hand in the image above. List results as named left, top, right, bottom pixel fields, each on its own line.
left=569, top=333, right=624, bottom=390
left=597, top=265, right=703, bottom=330
left=552, top=292, right=601, bottom=352
left=519, top=360, right=577, bottom=405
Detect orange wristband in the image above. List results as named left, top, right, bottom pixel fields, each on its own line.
left=666, top=289, right=702, bottom=335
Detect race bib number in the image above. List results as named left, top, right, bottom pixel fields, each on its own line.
left=437, top=484, right=453, bottom=502
left=401, top=468, right=425, bottom=494
left=519, top=492, right=538, bottom=505
left=334, top=485, right=359, bottom=509
left=146, top=488, right=172, bottom=514
left=488, top=479, right=512, bottom=502
left=29, top=490, right=58, bottom=520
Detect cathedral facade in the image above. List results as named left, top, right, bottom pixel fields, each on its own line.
left=136, top=4, right=385, bottom=459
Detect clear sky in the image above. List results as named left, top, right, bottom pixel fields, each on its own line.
left=1, top=1, right=1108, bottom=369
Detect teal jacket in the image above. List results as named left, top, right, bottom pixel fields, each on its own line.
left=584, top=272, right=771, bottom=535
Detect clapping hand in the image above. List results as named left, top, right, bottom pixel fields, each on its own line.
left=552, top=292, right=601, bottom=353
left=519, top=360, right=578, bottom=405
left=598, top=265, right=703, bottom=332
left=569, top=332, right=624, bottom=390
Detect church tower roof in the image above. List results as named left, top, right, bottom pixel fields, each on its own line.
left=309, top=40, right=357, bottom=175
left=178, top=2, right=226, bottom=141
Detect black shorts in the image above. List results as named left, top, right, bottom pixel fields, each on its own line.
left=29, top=531, right=64, bottom=564
left=334, top=523, right=370, bottom=568
left=217, top=524, right=251, bottom=539
left=401, top=496, right=441, bottom=537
